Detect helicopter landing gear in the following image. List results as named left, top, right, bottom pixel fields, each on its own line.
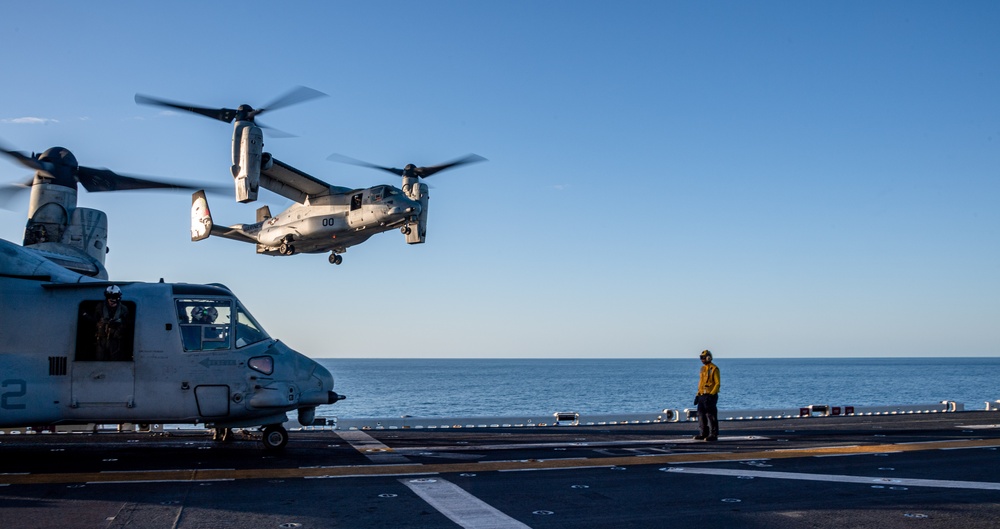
left=279, top=236, right=295, bottom=256
left=400, top=226, right=411, bottom=235
left=261, top=424, right=288, bottom=450
left=212, top=427, right=233, bottom=443
left=328, top=253, right=343, bottom=265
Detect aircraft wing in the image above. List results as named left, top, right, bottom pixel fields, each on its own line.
left=261, top=157, right=352, bottom=204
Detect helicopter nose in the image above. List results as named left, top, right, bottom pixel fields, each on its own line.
left=295, top=354, right=341, bottom=406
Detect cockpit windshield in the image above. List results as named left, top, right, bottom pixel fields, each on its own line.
left=175, top=298, right=270, bottom=351
left=234, top=302, right=269, bottom=348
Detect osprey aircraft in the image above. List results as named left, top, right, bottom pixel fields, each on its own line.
left=0, top=240, right=343, bottom=449
left=134, top=88, right=485, bottom=265
left=188, top=154, right=484, bottom=264
left=0, top=143, right=343, bottom=448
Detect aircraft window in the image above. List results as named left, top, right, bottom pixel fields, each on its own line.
left=350, top=193, right=362, bottom=211
left=235, top=303, right=270, bottom=348
left=75, top=300, right=136, bottom=361
left=176, top=299, right=232, bottom=352
left=248, top=356, right=274, bottom=375
left=371, top=186, right=384, bottom=202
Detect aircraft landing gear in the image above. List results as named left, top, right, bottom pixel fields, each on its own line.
left=212, top=427, right=233, bottom=443
left=400, top=226, right=411, bottom=235
left=328, top=253, right=343, bottom=265
left=279, top=236, right=296, bottom=256
left=261, top=424, right=288, bottom=450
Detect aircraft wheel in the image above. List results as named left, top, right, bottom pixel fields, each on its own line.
left=401, top=226, right=411, bottom=235
left=329, top=254, right=343, bottom=265
left=261, top=425, right=288, bottom=450
left=280, top=243, right=296, bottom=256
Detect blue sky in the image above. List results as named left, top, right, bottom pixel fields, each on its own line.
left=1, top=2, right=997, bottom=358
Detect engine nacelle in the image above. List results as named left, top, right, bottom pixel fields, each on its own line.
left=231, top=122, right=263, bottom=203
left=405, top=182, right=429, bottom=245
left=64, top=207, right=109, bottom=265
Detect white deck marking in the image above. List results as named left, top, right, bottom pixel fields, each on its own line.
left=402, top=477, right=532, bottom=529
left=336, top=430, right=412, bottom=464
left=666, top=467, right=1000, bottom=491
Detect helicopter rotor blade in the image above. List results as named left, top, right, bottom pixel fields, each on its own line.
left=134, top=94, right=238, bottom=123
left=412, top=154, right=487, bottom=178
left=248, top=86, right=328, bottom=121
left=328, top=153, right=486, bottom=179
left=0, top=143, right=51, bottom=173
left=0, top=179, right=33, bottom=210
left=76, top=166, right=226, bottom=194
left=326, top=153, right=404, bottom=176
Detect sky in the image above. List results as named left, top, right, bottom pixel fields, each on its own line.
left=1, top=1, right=998, bottom=359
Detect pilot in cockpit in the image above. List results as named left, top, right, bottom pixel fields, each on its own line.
left=191, top=306, right=218, bottom=324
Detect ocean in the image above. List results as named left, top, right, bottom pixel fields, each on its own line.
left=313, top=357, right=1000, bottom=419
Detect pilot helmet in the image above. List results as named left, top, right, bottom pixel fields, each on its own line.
left=192, top=306, right=218, bottom=323
left=104, top=285, right=122, bottom=301
left=699, top=349, right=713, bottom=360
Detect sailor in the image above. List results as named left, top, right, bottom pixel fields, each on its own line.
left=694, top=349, right=720, bottom=441
left=93, top=285, right=130, bottom=361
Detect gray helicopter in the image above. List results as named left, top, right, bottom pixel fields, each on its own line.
left=0, top=145, right=343, bottom=449
left=135, top=89, right=485, bottom=265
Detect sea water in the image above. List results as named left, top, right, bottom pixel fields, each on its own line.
left=314, top=357, right=1000, bottom=419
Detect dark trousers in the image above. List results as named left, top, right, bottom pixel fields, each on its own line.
left=697, top=393, right=719, bottom=437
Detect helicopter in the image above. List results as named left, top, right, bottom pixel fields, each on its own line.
left=0, top=143, right=226, bottom=279
left=0, top=238, right=343, bottom=449
left=135, top=88, right=486, bottom=265
left=188, top=153, right=484, bottom=264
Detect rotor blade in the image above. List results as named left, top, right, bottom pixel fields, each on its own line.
left=135, top=94, right=238, bottom=123
left=0, top=143, right=47, bottom=172
left=251, top=86, right=328, bottom=119
left=0, top=180, right=32, bottom=210
left=414, top=154, right=487, bottom=178
left=76, top=166, right=225, bottom=193
left=255, top=119, right=297, bottom=139
left=326, top=153, right=404, bottom=176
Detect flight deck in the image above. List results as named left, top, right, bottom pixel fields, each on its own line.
left=2, top=408, right=999, bottom=528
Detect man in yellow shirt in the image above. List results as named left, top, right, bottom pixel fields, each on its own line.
left=694, top=350, right=720, bottom=441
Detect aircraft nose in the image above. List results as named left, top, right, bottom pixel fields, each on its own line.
left=294, top=353, right=342, bottom=406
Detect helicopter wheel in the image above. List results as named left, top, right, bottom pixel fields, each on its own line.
left=280, top=243, right=296, bottom=255
left=261, top=424, right=288, bottom=450
left=329, top=253, right=343, bottom=265
left=401, top=226, right=411, bottom=235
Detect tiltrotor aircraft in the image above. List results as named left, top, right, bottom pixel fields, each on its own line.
left=188, top=153, right=484, bottom=264
left=134, top=88, right=485, bottom=265
left=1, top=145, right=343, bottom=449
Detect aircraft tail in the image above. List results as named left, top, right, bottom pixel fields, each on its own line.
left=191, top=190, right=213, bottom=242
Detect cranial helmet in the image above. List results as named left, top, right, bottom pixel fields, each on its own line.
left=192, top=306, right=218, bottom=323
left=700, top=349, right=712, bottom=360
left=104, top=285, right=122, bottom=300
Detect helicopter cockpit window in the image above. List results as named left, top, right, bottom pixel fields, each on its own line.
left=176, top=299, right=232, bottom=352
left=370, top=186, right=385, bottom=202
left=235, top=303, right=269, bottom=348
